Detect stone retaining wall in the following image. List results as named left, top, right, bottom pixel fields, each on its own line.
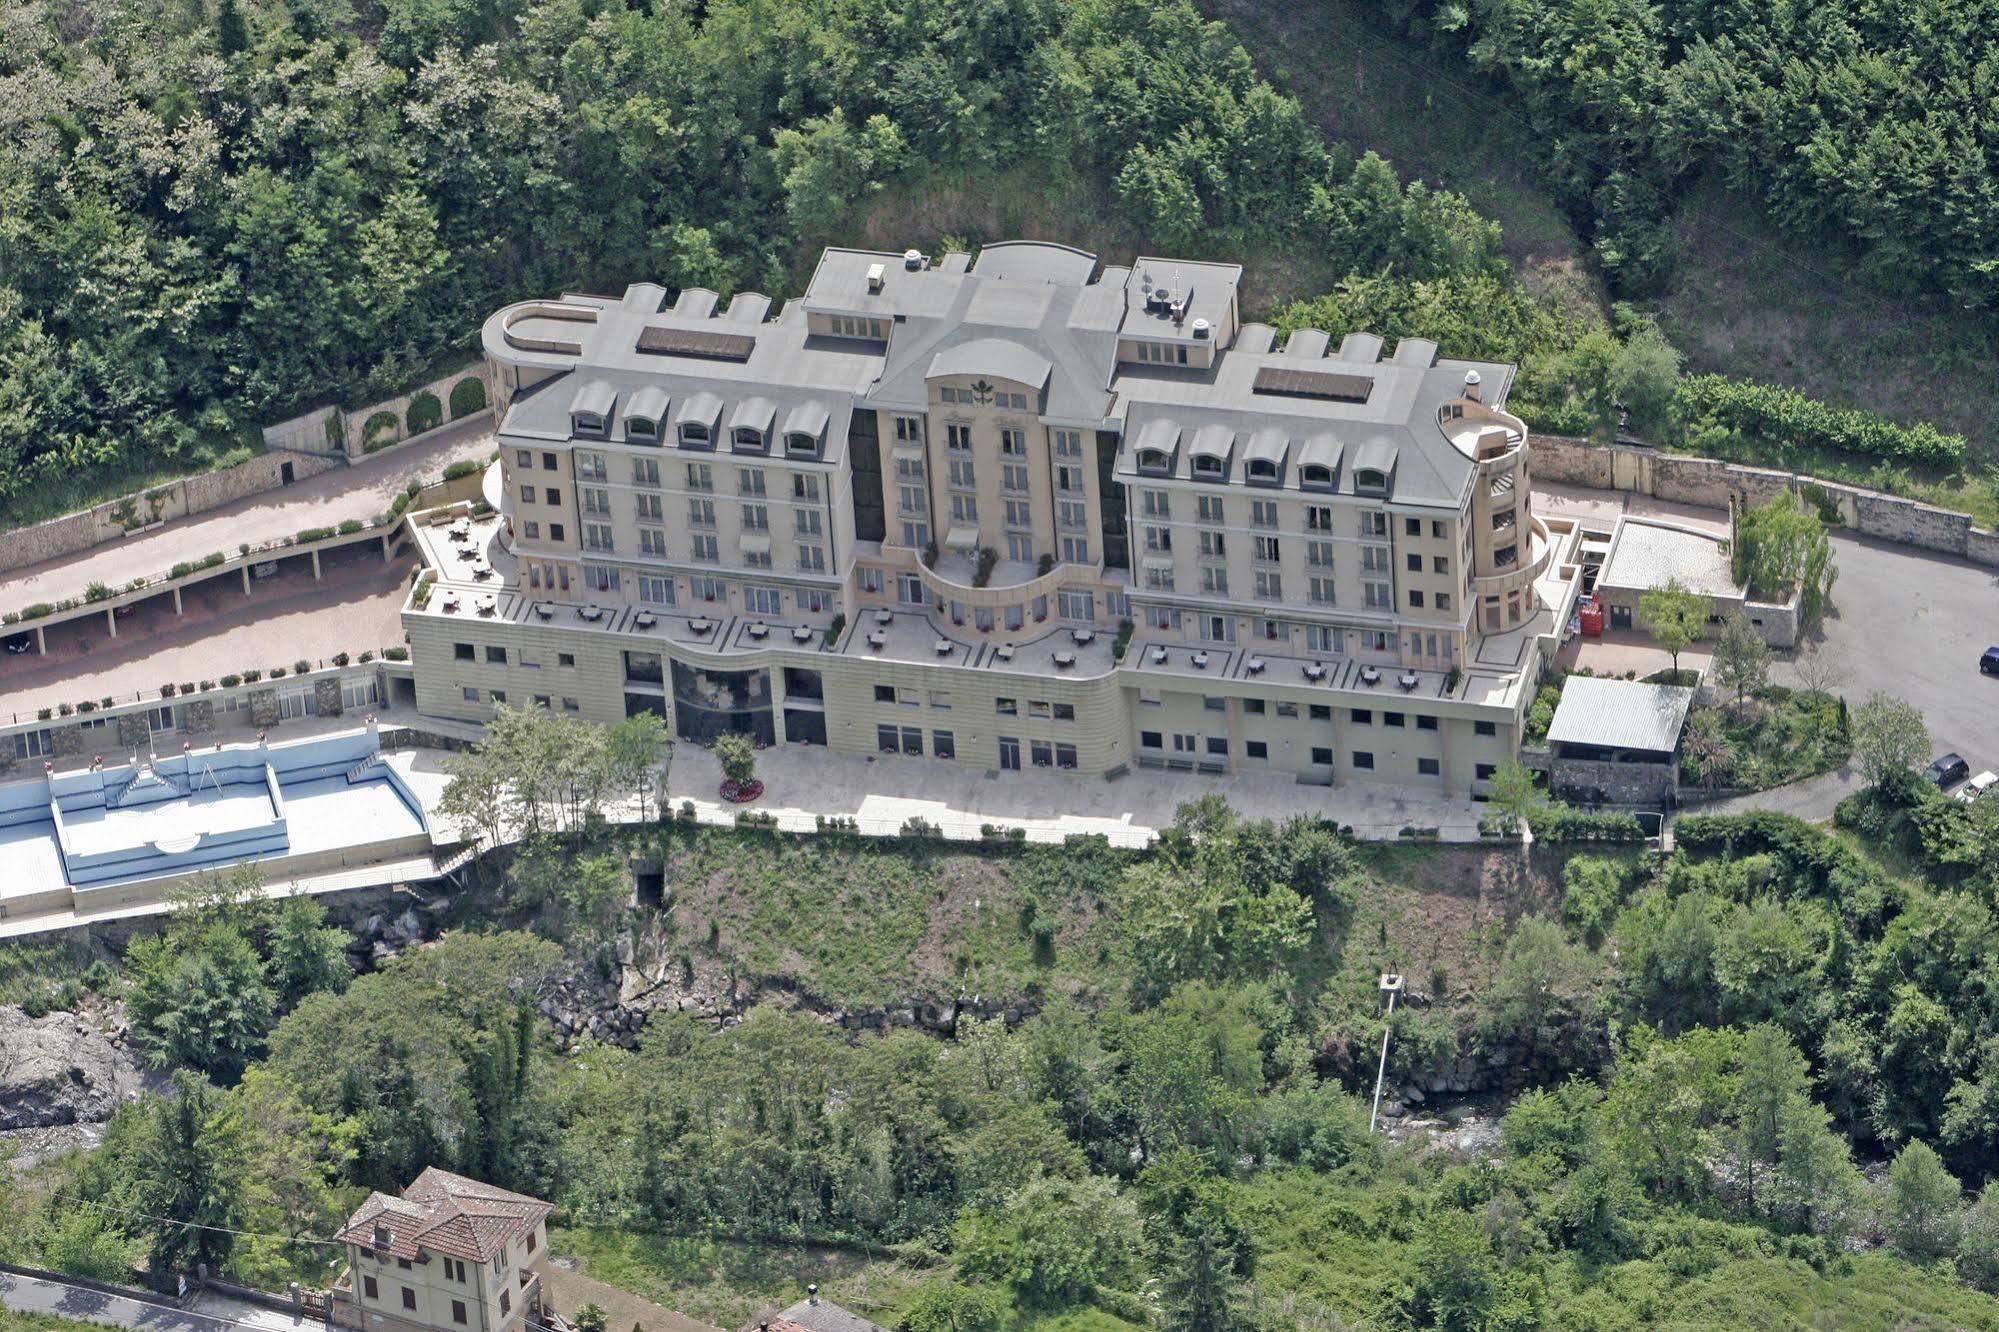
left=1533, top=434, right=1999, bottom=567
left=0, top=451, right=343, bottom=575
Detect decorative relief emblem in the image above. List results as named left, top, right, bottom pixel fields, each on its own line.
left=969, top=380, right=995, bottom=405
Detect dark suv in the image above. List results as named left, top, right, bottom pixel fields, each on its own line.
left=1926, top=753, right=1972, bottom=789
left=1983, top=646, right=1999, bottom=675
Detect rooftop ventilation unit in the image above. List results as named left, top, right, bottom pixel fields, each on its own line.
left=866, top=263, right=885, bottom=293
left=1191, top=318, right=1212, bottom=340
left=903, top=248, right=925, bottom=271
left=1463, top=369, right=1482, bottom=402
left=1252, top=365, right=1375, bottom=404
left=635, top=327, right=757, bottom=361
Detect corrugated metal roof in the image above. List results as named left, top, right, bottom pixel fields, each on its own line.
left=1547, top=677, right=1696, bottom=753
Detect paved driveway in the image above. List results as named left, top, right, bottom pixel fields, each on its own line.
left=1790, top=533, right=1999, bottom=780
left=0, top=420, right=491, bottom=610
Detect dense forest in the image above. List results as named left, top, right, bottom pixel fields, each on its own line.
left=3, top=0, right=1985, bottom=527
left=11, top=763, right=1999, bottom=1328
left=1369, top=0, right=1999, bottom=311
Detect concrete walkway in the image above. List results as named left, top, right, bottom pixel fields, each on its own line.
left=0, top=420, right=492, bottom=610
left=1692, top=760, right=1865, bottom=823
left=0, top=1272, right=325, bottom=1332
left=657, top=743, right=1488, bottom=846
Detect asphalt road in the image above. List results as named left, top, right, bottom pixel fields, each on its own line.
left=1787, top=532, right=1999, bottom=781
left=0, top=1272, right=326, bottom=1332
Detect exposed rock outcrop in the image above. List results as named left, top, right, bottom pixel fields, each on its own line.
left=0, top=1005, right=153, bottom=1130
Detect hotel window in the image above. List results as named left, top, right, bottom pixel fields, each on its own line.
left=895, top=416, right=925, bottom=443
left=1409, top=590, right=1425, bottom=608
left=1301, top=541, right=1332, bottom=569
left=402, top=1290, right=417, bottom=1312
left=1246, top=740, right=1268, bottom=760
left=950, top=493, right=978, bottom=522
left=1054, top=429, right=1083, bottom=457
left=583, top=522, right=614, bottom=551
left=1031, top=740, right=1055, bottom=767
left=800, top=588, right=833, bottom=612
left=899, top=486, right=927, bottom=514
left=1308, top=576, right=1336, bottom=605
left=1055, top=743, right=1078, bottom=769
left=1197, top=529, right=1226, bottom=558
left=743, top=503, right=770, bottom=530
left=633, top=457, right=661, bottom=486
left=1353, top=751, right=1375, bottom=770
left=691, top=533, right=719, bottom=562
left=687, top=462, right=713, bottom=491
left=1437, top=593, right=1452, bottom=611
left=1056, top=465, right=1084, bottom=493
left=1385, top=711, right=1406, bottom=728
left=1253, top=535, right=1280, bottom=563
left=948, top=458, right=977, bottom=488
left=1199, top=566, right=1229, bottom=595
left=576, top=450, right=608, bottom=481
left=1361, top=629, right=1393, bottom=651
left=583, top=564, right=619, bottom=592
left=519, top=484, right=534, bottom=503
left=1060, top=534, right=1089, bottom=563
left=1058, top=499, right=1088, bottom=531
left=996, top=697, right=1018, bottom=716
left=1007, top=533, right=1033, bottom=561
left=1494, top=543, right=1518, bottom=568
left=1362, top=545, right=1390, bottom=573
left=796, top=509, right=823, bottom=536
left=1361, top=511, right=1388, bottom=537
left=794, top=474, right=821, bottom=501
left=1002, top=463, right=1030, bottom=493
left=581, top=486, right=611, bottom=516
left=1364, top=582, right=1393, bottom=609
left=635, top=492, right=663, bottom=522
left=744, top=546, right=772, bottom=569
left=903, top=520, right=930, bottom=548
left=1433, top=555, right=1450, bottom=574
left=1418, top=757, right=1441, bottom=776
left=523, top=521, right=540, bottom=539
left=1057, top=590, right=1094, bottom=620
left=691, top=576, right=726, bottom=601
left=548, top=523, right=564, bottom=542
left=1000, top=428, right=1026, bottom=456
left=1143, top=525, right=1171, bottom=553
left=1254, top=571, right=1282, bottom=599
left=898, top=573, right=925, bottom=605
left=452, top=1302, right=468, bottom=1325
left=542, top=452, right=558, bottom=470
left=484, top=645, right=507, bottom=664
left=1196, top=494, right=1225, bottom=523
left=1476, top=720, right=1498, bottom=736
left=544, top=487, right=560, bottom=505
left=638, top=575, right=675, bottom=604
left=462, top=687, right=480, bottom=702
left=739, top=468, right=766, bottom=495
left=1306, top=505, right=1333, bottom=532
left=933, top=730, right=956, bottom=759
left=797, top=544, right=826, bottom=572
left=1140, top=491, right=1170, bottom=518
left=1417, top=715, right=1439, bottom=731
left=1306, top=624, right=1343, bottom=652
left=1476, top=762, right=1497, bottom=780
left=363, top=1277, right=379, bottom=1300
left=1143, top=565, right=1175, bottom=591
left=631, top=527, right=661, bottom=556
left=946, top=424, right=973, bottom=452
left=746, top=586, right=781, bottom=615
left=1251, top=500, right=1278, bottom=528
left=688, top=498, right=716, bottom=527
left=1005, top=499, right=1032, bottom=528
left=516, top=449, right=532, bottom=468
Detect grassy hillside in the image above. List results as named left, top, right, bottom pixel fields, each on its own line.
left=1208, top=0, right=1999, bottom=470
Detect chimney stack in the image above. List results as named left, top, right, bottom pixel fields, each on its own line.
left=1463, top=369, right=1482, bottom=403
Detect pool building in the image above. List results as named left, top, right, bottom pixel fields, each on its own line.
left=0, top=723, right=436, bottom=921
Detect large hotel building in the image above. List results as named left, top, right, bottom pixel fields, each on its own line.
left=402, top=241, right=1585, bottom=793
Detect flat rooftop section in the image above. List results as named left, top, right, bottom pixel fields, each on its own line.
left=1547, top=676, right=1695, bottom=753
left=285, top=773, right=427, bottom=854
left=61, top=784, right=276, bottom=858
left=1598, top=518, right=1740, bottom=598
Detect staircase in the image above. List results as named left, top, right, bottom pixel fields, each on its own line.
left=344, top=755, right=382, bottom=783
left=111, top=767, right=190, bottom=809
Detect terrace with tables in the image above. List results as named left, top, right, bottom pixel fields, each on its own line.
left=1125, top=637, right=1463, bottom=701
left=838, top=605, right=1119, bottom=677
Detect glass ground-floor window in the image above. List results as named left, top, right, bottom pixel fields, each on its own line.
left=998, top=736, right=1021, bottom=770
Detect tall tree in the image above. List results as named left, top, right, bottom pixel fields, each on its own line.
left=1712, top=611, right=1771, bottom=708
left=135, top=1074, right=244, bottom=1276
left=1638, top=578, right=1708, bottom=676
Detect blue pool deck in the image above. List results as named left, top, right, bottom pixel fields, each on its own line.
left=0, top=725, right=435, bottom=916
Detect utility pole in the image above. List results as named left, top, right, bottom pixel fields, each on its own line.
left=1368, top=973, right=1405, bottom=1133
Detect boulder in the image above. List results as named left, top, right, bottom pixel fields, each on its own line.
left=0, top=1005, right=154, bottom=1131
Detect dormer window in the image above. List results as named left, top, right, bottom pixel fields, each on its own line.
left=1191, top=454, right=1226, bottom=480
left=1301, top=464, right=1334, bottom=491
left=731, top=427, right=766, bottom=454
left=1355, top=468, right=1388, bottom=492
left=1246, top=458, right=1278, bottom=484
left=571, top=411, right=606, bottom=438
left=785, top=431, right=820, bottom=458
left=679, top=423, right=709, bottom=446
left=1138, top=449, right=1171, bottom=474
left=626, top=416, right=658, bottom=443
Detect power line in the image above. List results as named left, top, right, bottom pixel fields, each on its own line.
left=18, top=1182, right=348, bottom=1253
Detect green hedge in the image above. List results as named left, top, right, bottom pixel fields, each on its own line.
left=405, top=390, right=443, bottom=435
left=448, top=375, right=487, bottom=419
left=1526, top=806, right=1648, bottom=842
left=1673, top=374, right=1966, bottom=471
left=442, top=459, right=483, bottom=482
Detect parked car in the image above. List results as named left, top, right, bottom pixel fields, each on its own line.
left=3, top=633, right=30, bottom=655
left=1925, top=753, right=1971, bottom=789
left=1983, top=646, right=1999, bottom=675
left=1957, top=771, right=1999, bottom=804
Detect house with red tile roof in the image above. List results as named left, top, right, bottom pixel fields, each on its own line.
left=330, top=1168, right=552, bottom=1332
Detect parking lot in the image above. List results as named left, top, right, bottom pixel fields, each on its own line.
left=2, top=541, right=410, bottom=722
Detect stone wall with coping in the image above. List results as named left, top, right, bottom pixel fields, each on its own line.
left=0, top=451, right=343, bottom=576
left=1532, top=434, right=1999, bottom=568
left=340, top=363, right=494, bottom=459
left=1550, top=754, right=1679, bottom=805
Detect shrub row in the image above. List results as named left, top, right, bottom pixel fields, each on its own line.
left=1673, top=374, right=1966, bottom=470
left=1527, top=805, right=1648, bottom=842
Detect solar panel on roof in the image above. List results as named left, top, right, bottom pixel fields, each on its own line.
left=635, top=326, right=757, bottom=361
left=1252, top=365, right=1374, bottom=403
